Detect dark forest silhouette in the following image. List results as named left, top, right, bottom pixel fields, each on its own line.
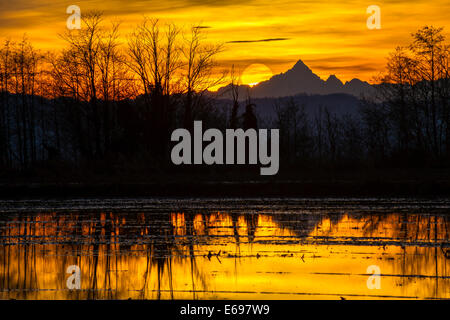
left=0, top=12, right=449, bottom=183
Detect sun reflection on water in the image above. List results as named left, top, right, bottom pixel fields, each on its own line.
left=0, top=204, right=448, bottom=300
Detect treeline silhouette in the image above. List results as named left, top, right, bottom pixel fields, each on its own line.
left=271, top=25, right=450, bottom=170
left=0, top=13, right=449, bottom=181
left=0, top=12, right=230, bottom=176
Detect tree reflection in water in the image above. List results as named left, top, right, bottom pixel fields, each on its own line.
left=0, top=199, right=448, bottom=299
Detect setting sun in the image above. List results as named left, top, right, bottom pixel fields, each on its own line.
left=240, top=63, right=274, bottom=86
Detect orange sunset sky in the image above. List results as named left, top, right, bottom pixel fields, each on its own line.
left=0, top=0, right=449, bottom=87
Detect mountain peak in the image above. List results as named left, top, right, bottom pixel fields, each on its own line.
left=326, top=75, right=344, bottom=89
left=290, top=59, right=312, bottom=73
left=345, top=78, right=364, bottom=85
left=327, top=74, right=337, bottom=80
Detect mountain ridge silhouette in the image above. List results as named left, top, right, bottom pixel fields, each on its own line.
left=217, top=59, right=374, bottom=99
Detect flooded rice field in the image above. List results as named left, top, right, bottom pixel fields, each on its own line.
left=0, top=198, right=449, bottom=300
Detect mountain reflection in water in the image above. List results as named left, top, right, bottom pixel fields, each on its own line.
left=0, top=198, right=448, bottom=300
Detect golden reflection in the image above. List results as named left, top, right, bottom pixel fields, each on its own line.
left=0, top=210, right=448, bottom=299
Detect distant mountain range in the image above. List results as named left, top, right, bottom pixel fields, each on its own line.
left=215, top=93, right=362, bottom=123
left=216, top=59, right=375, bottom=99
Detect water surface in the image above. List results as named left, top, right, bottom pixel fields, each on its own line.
left=0, top=198, right=448, bottom=299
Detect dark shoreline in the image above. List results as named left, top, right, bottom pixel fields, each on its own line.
left=1, top=179, right=449, bottom=199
